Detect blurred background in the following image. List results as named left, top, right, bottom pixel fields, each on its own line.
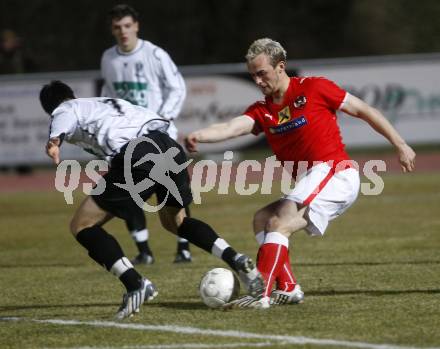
left=2, top=0, right=440, bottom=72
left=0, top=0, right=439, bottom=174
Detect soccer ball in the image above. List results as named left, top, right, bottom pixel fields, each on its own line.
left=199, top=268, right=240, bottom=308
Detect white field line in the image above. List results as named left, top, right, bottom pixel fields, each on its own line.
left=1, top=317, right=439, bottom=349
left=47, top=342, right=289, bottom=349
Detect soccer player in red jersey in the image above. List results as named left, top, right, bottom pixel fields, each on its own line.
left=185, top=38, right=416, bottom=308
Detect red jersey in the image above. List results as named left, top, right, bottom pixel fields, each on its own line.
left=245, top=77, right=351, bottom=171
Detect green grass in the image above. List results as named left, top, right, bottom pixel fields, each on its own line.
left=0, top=173, right=439, bottom=348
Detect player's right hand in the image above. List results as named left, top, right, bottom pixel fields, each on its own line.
left=184, top=134, right=198, bottom=153
left=46, top=139, right=61, bottom=165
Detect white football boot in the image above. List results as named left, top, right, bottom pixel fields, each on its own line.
left=270, top=284, right=304, bottom=305
left=223, top=295, right=270, bottom=309
left=115, top=278, right=158, bottom=320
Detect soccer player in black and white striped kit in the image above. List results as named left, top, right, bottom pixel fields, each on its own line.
left=100, top=4, right=190, bottom=265
left=39, top=80, right=264, bottom=319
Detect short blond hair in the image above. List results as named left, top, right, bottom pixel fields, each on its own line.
left=245, top=38, right=287, bottom=67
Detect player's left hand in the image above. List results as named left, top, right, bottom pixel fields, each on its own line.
left=397, top=143, right=416, bottom=173
left=184, top=133, right=198, bottom=153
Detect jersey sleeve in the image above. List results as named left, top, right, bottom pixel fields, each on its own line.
left=314, top=77, right=347, bottom=110
left=244, top=102, right=266, bottom=135
left=49, top=104, right=77, bottom=141
left=154, top=47, right=186, bottom=120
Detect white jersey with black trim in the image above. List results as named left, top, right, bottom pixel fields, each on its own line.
left=49, top=97, right=169, bottom=162
left=100, top=39, right=186, bottom=140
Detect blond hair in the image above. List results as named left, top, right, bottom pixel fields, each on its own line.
left=245, top=38, right=287, bottom=67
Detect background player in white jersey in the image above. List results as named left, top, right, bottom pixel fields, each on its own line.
left=39, top=80, right=264, bottom=319
left=100, top=4, right=190, bottom=265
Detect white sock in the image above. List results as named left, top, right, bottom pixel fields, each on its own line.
left=178, top=237, right=189, bottom=243
left=211, top=238, right=230, bottom=258
left=131, top=229, right=148, bottom=243
left=110, top=257, right=133, bottom=277
left=264, top=231, right=289, bottom=248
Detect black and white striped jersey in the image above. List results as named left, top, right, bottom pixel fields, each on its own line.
left=49, top=97, right=169, bottom=161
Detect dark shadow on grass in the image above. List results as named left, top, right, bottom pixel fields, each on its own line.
left=0, top=263, right=84, bottom=268
left=296, top=260, right=440, bottom=267
left=148, top=301, right=208, bottom=310
left=0, top=302, right=116, bottom=312
left=0, top=301, right=208, bottom=313
left=308, top=289, right=440, bottom=297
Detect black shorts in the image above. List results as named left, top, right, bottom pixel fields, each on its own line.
left=92, top=131, right=193, bottom=222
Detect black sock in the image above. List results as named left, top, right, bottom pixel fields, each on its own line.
left=119, top=269, right=143, bottom=292
left=177, top=240, right=190, bottom=253
left=76, top=226, right=125, bottom=270
left=76, top=226, right=142, bottom=292
left=136, top=241, right=153, bottom=255
left=177, top=217, right=221, bottom=253
left=221, top=247, right=239, bottom=271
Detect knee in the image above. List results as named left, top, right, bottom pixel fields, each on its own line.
left=162, top=219, right=177, bottom=235
left=159, top=214, right=182, bottom=236
left=265, top=214, right=306, bottom=237
left=264, top=215, right=281, bottom=233
left=264, top=215, right=295, bottom=237
left=69, top=219, right=80, bottom=237
left=160, top=208, right=185, bottom=235
left=253, top=208, right=269, bottom=230
left=70, top=216, right=93, bottom=237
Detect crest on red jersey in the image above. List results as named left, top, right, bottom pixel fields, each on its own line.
left=293, top=95, right=307, bottom=109
left=277, top=106, right=291, bottom=124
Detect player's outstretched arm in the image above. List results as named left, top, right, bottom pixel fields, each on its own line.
left=341, top=93, right=416, bottom=173
left=185, top=115, right=254, bottom=153
left=45, top=137, right=61, bottom=165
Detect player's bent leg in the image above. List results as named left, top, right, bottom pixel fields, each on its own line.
left=71, top=196, right=155, bottom=319
left=253, top=200, right=307, bottom=303
left=158, top=206, right=186, bottom=235
left=253, top=205, right=299, bottom=303
left=263, top=199, right=308, bottom=236
left=253, top=200, right=285, bottom=234
left=160, top=207, right=264, bottom=297
left=253, top=199, right=307, bottom=237
left=70, top=196, right=113, bottom=236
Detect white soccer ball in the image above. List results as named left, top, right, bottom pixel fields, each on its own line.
left=199, top=267, right=240, bottom=308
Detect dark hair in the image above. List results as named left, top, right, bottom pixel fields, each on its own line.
left=108, top=4, right=139, bottom=22
left=39, top=80, right=75, bottom=114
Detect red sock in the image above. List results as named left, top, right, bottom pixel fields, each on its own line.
left=276, top=252, right=297, bottom=292
left=256, top=232, right=289, bottom=297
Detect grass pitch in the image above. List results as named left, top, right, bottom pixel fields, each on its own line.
left=0, top=173, right=439, bottom=349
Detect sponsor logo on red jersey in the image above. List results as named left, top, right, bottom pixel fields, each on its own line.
left=269, top=115, right=307, bottom=134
